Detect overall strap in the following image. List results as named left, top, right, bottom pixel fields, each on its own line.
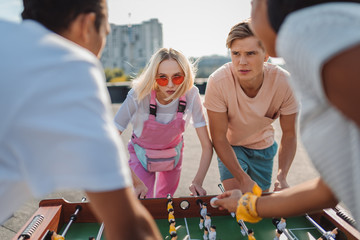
left=150, top=90, right=186, bottom=119
left=176, top=95, right=186, bottom=118
left=149, top=90, right=157, bottom=119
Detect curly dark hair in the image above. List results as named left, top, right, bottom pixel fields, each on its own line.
left=21, top=0, right=105, bottom=33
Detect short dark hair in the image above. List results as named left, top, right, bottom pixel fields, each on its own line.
left=268, top=0, right=360, bottom=33
left=21, top=0, right=105, bottom=33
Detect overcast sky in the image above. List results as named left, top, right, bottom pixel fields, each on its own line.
left=0, top=0, right=252, bottom=57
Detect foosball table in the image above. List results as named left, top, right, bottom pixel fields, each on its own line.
left=14, top=195, right=360, bottom=240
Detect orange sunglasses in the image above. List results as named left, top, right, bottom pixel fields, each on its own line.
left=156, top=75, right=185, bottom=86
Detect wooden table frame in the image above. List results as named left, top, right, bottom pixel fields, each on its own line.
left=13, top=196, right=360, bottom=240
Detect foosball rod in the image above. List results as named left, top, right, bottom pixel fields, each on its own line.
left=305, top=214, right=335, bottom=240
left=282, top=228, right=295, bottom=240
left=60, top=197, right=87, bottom=237
left=217, top=184, right=249, bottom=235
left=96, top=223, right=105, bottom=240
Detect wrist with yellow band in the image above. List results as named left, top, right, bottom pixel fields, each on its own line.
left=235, top=184, right=262, bottom=223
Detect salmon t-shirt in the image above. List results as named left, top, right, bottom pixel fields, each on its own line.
left=204, top=62, right=299, bottom=149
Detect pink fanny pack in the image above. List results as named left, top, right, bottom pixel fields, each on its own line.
left=133, top=141, right=183, bottom=172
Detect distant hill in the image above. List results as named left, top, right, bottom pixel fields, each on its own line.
left=190, top=55, right=231, bottom=78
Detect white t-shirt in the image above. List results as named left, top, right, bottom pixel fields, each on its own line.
left=0, top=20, right=131, bottom=223
left=277, top=2, right=360, bottom=229
left=114, top=86, right=207, bottom=137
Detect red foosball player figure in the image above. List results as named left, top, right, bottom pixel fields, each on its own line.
left=248, top=229, right=256, bottom=240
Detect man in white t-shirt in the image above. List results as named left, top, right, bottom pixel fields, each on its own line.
left=0, top=0, right=161, bottom=239
left=204, top=20, right=299, bottom=193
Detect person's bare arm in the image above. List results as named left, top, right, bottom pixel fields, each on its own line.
left=86, top=188, right=162, bottom=240
left=130, top=168, right=148, bottom=199
left=207, top=110, right=255, bottom=192
left=189, top=126, right=213, bottom=196
left=274, top=113, right=297, bottom=191
left=258, top=177, right=338, bottom=217
left=215, top=177, right=338, bottom=217
left=322, top=44, right=360, bottom=127
left=118, top=130, right=148, bottom=198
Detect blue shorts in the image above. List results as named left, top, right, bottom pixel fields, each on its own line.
left=218, top=142, right=278, bottom=190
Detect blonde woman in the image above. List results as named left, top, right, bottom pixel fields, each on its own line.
left=114, top=48, right=213, bottom=198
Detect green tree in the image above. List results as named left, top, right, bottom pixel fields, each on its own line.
left=104, top=68, right=126, bottom=82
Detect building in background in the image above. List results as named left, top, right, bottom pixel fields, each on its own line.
left=101, top=18, right=163, bottom=76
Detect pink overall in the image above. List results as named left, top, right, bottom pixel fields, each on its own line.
left=128, top=90, right=186, bottom=198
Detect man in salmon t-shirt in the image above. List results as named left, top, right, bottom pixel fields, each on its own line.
left=204, top=19, right=299, bottom=193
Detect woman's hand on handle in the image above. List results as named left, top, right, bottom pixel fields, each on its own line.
left=130, top=168, right=148, bottom=199
left=189, top=182, right=207, bottom=196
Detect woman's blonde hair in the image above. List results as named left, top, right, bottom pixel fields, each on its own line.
left=132, top=48, right=196, bottom=102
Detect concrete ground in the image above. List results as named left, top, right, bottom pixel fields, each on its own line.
left=0, top=103, right=319, bottom=240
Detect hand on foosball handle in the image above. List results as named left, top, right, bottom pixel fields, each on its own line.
left=189, top=182, right=207, bottom=196
left=210, top=197, right=219, bottom=208
left=213, top=184, right=262, bottom=223
left=273, top=178, right=290, bottom=192
left=213, top=190, right=242, bottom=212
left=132, top=171, right=148, bottom=199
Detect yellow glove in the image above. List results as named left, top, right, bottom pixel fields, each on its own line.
left=236, top=184, right=262, bottom=223
left=252, top=183, right=262, bottom=197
